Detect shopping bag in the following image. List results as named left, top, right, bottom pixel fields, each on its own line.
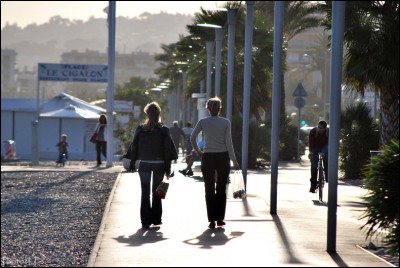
left=226, top=170, right=246, bottom=199
left=155, top=178, right=169, bottom=199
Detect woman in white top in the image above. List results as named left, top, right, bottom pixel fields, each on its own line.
left=190, top=97, right=240, bottom=229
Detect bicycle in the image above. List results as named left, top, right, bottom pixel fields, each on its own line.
left=316, top=152, right=326, bottom=202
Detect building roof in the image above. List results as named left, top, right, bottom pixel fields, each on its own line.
left=41, top=92, right=106, bottom=114
left=40, top=104, right=100, bottom=119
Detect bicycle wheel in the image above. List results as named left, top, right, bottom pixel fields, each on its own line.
left=318, top=165, right=324, bottom=201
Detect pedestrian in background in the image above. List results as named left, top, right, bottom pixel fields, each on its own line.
left=190, top=97, right=240, bottom=229
left=169, top=120, right=185, bottom=159
left=179, top=132, right=204, bottom=176
left=56, top=134, right=68, bottom=166
left=93, top=114, right=107, bottom=167
left=129, top=101, right=173, bottom=229
left=182, top=121, right=194, bottom=156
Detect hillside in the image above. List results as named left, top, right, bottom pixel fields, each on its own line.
left=1, top=12, right=194, bottom=70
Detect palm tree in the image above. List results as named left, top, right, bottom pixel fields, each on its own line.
left=255, top=1, right=323, bottom=119
left=318, top=1, right=399, bottom=146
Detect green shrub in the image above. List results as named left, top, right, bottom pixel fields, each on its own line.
left=279, top=116, right=305, bottom=161
left=339, top=102, right=379, bottom=179
left=231, top=115, right=271, bottom=169
left=231, top=114, right=302, bottom=168
left=361, top=139, right=399, bottom=255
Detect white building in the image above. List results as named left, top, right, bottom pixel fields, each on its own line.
left=1, top=92, right=118, bottom=161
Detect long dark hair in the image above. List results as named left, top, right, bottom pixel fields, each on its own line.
left=143, top=101, right=161, bottom=131
left=99, top=114, right=107, bottom=124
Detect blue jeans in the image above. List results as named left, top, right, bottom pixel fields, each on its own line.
left=310, top=144, right=328, bottom=187
left=138, top=162, right=165, bottom=226
left=96, top=141, right=106, bottom=165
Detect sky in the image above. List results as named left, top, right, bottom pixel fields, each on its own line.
left=1, top=1, right=228, bottom=29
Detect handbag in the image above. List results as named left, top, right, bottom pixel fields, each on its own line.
left=155, top=178, right=169, bottom=199
left=90, top=132, right=97, bottom=143
left=226, top=170, right=246, bottom=199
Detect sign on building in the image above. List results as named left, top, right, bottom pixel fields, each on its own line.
left=38, top=63, right=108, bottom=83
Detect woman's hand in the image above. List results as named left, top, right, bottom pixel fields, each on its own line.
left=232, top=160, right=240, bottom=170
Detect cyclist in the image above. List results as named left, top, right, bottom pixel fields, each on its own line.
left=308, top=120, right=329, bottom=193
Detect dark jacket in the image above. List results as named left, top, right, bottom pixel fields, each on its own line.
left=130, top=124, right=172, bottom=176
left=308, top=127, right=329, bottom=151
left=169, top=125, right=185, bottom=144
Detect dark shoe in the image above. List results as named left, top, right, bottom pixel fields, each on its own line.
left=179, top=169, right=187, bottom=175
left=152, top=221, right=163, bottom=226
left=208, top=221, right=216, bottom=229
left=186, top=170, right=194, bottom=176
left=169, top=171, right=174, bottom=177
left=142, top=224, right=150, bottom=229
left=95, top=163, right=101, bottom=168
left=217, top=220, right=226, bottom=226
left=309, top=186, right=316, bottom=193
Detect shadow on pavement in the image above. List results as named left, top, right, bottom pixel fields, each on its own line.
left=182, top=228, right=244, bottom=249
left=271, top=214, right=304, bottom=265
left=113, top=227, right=168, bottom=247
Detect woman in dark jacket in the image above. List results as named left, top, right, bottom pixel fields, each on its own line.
left=129, top=101, right=173, bottom=229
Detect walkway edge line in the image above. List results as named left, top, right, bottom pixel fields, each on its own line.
left=355, top=244, right=397, bottom=267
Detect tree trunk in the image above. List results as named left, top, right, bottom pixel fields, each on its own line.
left=379, top=89, right=399, bottom=146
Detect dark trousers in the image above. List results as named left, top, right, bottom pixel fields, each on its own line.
left=185, top=138, right=192, bottom=156
left=310, top=144, right=328, bottom=186
left=96, top=141, right=107, bottom=165
left=201, top=152, right=231, bottom=222
left=138, top=162, right=165, bottom=226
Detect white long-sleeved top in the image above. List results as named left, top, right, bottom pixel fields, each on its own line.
left=94, top=123, right=108, bottom=142
left=190, top=115, right=237, bottom=161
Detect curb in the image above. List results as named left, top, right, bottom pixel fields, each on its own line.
left=86, top=170, right=123, bottom=267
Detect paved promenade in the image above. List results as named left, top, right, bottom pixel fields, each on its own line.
left=86, top=158, right=394, bottom=267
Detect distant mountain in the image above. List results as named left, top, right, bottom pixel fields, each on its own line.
left=1, top=12, right=194, bottom=70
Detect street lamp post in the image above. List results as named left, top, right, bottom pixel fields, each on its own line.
left=242, top=1, right=254, bottom=185
left=293, top=82, right=308, bottom=161
left=197, top=23, right=223, bottom=99
left=226, top=8, right=238, bottom=121
left=106, top=1, right=116, bottom=168
left=323, top=48, right=330, bottom=120
left=214, top=28, right=224, bottom=97
left=205, top=41, right=214, bottom=99
left=182, top=71, right=187, bottom=124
